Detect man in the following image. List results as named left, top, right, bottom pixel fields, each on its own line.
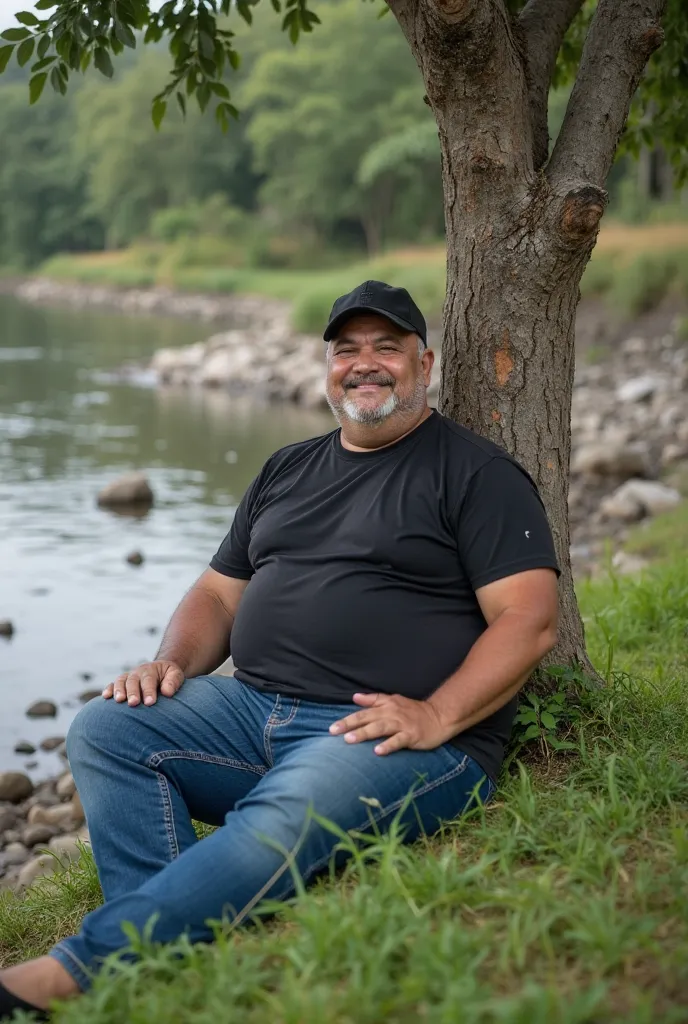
left=0, top=280, right=559, bottom=1017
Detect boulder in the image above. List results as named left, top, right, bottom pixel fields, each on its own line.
left=0, top=620, right=14, bottom=637
left=0, top=772, right=33, bottom=804
left=40, top=735, right=65, bottom=752
left=26, top=700, right=57, bottom=718
left=21, top=823, right=58, bottom=847
left=611, top=551, right=650, bottom=575
left=56, top=772, right=76, bottom=800
left=13, top=741, right=36, bottom=755
left=126, top=550, right=145, bottom=566
left=17, top=853, right=60, bottom=888
left=97, top=472, right=154, bottom=509
left=572, top=441, right=650, bottom=479
left=601, top=479, right=682, bottom=521
left=1, top=842, right=29, bottom=867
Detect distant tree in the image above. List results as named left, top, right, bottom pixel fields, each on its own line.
left=1, top=0, right=686, bottom=679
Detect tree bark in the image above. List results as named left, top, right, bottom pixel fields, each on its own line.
left=388, top=0, right=666, bottom=681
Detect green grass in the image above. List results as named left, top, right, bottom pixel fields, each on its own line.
left=1, top=503, right=686, bottom=1022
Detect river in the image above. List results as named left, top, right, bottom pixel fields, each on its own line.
left=0, top=295, right=333, bottom=774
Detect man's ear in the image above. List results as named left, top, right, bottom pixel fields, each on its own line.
left=422, top=347, right=435, bottom=384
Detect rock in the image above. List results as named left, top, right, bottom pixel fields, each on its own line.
left=78, top=689, right=102, bottom=703
left=26, top=803, right=78, bottom=830
left=80, top=672, right=93, bottom=681
left=1, top=842, right=29, bottom=867
left=611, top=551, right=650, bottom=575
left=0, top=772, right=33, bottom=803
left=71, top=790, right=84, bottom=823
left=13, top=741, right=36, bottom=755
left=571, top=441, right=650, bottom=479
left=3, top=829, right=21, bottom=845
left=0, top=620, right=14, bottom=637
left=126, top=550, right=145, bottom=566
left=24, top=761, right=38, bottom=770
left=0, top=808, right=17, bottom=833
left=56, top=772, right=76, bottom=800
left=40, top=735, right=66, bottom=752
left=26, top=700, right=57, bottom=718
left=601, top=479, right=682, bottom=521
left=662, top=442, right=688, bottom=466
left=21, top=823, right=57, bottom=847
left=48, top=834, right=83, bottom=864
left=97, top=472, right=154, bottom=509
left=616, top=375, right=666, bottom=403
left=17, top=853, right=60, bottom=888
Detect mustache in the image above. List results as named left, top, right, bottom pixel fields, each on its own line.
left=343, top=374, right=396, bottom=390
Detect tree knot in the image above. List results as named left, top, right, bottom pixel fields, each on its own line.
left=494, top=328, right=514, bottom=387
left=638, top=25, right=664, bottom=60
left=559, top=186, right=607, bottom=245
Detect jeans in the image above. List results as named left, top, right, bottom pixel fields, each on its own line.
left=51, top=674, right=494, bottom=990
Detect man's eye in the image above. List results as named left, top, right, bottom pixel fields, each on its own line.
left=335, top=348, right=355, bottom=357
left=379, top=346, right=398, bottom=353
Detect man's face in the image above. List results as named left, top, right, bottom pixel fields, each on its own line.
left=325, top=315, right=434, bottom=428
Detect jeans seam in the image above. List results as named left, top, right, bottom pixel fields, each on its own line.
left=147, top=750, right=267, bottom=776
left=50, top=942, right=92, bottom=991
left=302, top=753, right=472, bottom=882
left=155, top=771, right=179, bottom=861
left=263, top=696, right=299, bottom=767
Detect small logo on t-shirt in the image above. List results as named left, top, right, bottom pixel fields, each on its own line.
left=525, top=530, right=530, bottom=538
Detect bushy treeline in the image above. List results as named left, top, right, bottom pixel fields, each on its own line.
left=0, top=0, right=446, bottom=269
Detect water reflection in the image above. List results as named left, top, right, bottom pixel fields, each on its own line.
left=0, top=295, right=333, bottom=772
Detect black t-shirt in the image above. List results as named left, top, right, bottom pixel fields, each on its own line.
left=210, top=411, right=559, bottom=781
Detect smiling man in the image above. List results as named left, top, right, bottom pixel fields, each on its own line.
left=0, top=280, right=560, bottom=1017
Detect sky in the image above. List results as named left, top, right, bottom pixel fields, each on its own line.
left=0, top=0, right=30, bottom=30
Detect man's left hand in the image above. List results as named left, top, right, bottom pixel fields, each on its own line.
left=329, top=692, right=454, bottom=755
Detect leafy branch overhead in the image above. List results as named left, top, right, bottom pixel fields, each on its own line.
left=0, top=0, right=322, bottom=130
left=0, top=0, right=685, bottom=177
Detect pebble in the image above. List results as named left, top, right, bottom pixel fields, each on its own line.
left=0, top=808, right=17, bottom=832
left=48, top=834, right=83, bottom=863
left=26, top=700, right=57, bottom=718
left=0, top=772, right=33, bottom=803
left=39, top=735, right=66, bottom=752
left=27, top=803, right=79, bottom=830
left=14, top=741, right=36, bottom=755
left=78, top=688, right=101, bottom=703
left=126, top=550, right=145, bottom=566
left=80, top=672, right=93, bottom=681
left=3, top=829, right=21, bottom=845
left=0, top=620, right=14, bottom=637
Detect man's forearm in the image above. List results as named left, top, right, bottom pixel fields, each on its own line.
left=427, top=610, right=557, bottom=737
left=155, top=585, right=234, bottom=678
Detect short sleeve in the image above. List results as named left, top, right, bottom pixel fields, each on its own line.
left=209, top=474, right=262, bottom=580
left=454, top=457, right=560, bottom=590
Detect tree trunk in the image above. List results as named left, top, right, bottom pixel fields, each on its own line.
left=386, top=0, right=666, bottom=686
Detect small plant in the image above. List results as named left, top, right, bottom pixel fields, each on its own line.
left=510, top=665, right=596, bottom=761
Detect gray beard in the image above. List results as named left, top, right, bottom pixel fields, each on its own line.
left=327, top=376, right=427, bottom=427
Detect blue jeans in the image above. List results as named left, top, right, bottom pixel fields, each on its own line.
left=51, top=674, right=493, bottom=990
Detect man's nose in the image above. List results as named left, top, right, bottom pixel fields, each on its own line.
left=351, top=346, right=380, bottom=372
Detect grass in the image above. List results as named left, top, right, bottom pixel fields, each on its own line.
left=0, top=502, right=687, bottom=1021
left=35, top=221, right=688, bottom=332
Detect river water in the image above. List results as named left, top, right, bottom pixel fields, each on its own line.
left=0, top=295, right=333, bottom=774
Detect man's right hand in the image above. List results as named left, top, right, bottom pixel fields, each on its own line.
left=102, top=661, right=186, bottom=707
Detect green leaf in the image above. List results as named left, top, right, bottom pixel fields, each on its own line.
left=228, top=48, right=240, bottom=70
left=197, top=80, right=211, bottom=112
left=80, top=49, right=91, bottom=72
left=36, top=32, right=50, bottom=58
left=15, top=10, right=40, bottom=26
left=0, top=45, right=13, bottom=73
left=199, top=30, right=215, bottom=58
left=49, top=63, right=65, bottom=93
left=540, top=711, right=557, bottom=731
left=29, top=70, right=47, bottom=103
left=176, top=91, right=186, bottom=116
left=151, top=97, right=167, bottom=129
left=288, top=17, right=299, bottom=44
left=34, top=0, right=57, bottom=8
left=516, top=709, right=538, bottom=725
left=271, top=0, right=282, bottom=9
left=94, top=46, right=114, bottom=78
left=521, top=723, right=541, bottom=742
left=1, top=27, right=31, bottom=41
left=209, top=80, right=229, bottom=98
left=30, top=54, right=56, bottom=71
left=114, top=19, right=136, bottom=48
left=17, top=36, right=35, bottom=65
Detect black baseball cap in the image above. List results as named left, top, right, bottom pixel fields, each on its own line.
left=323, top=280, right=427, bottom=346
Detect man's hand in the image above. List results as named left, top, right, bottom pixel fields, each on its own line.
left=102, top=661, right=186, bottom=707
left=329, top=692, right=454, bottom=756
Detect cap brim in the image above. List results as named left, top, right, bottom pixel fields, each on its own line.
left=323, top=306, right=425, bottom=344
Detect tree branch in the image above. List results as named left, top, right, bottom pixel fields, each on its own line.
left=547, top=0, right=667, bottom=188
left=518, top=0, right=586, bottom=170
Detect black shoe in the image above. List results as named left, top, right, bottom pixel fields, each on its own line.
left=0, top=979, right=48, bottom=1021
